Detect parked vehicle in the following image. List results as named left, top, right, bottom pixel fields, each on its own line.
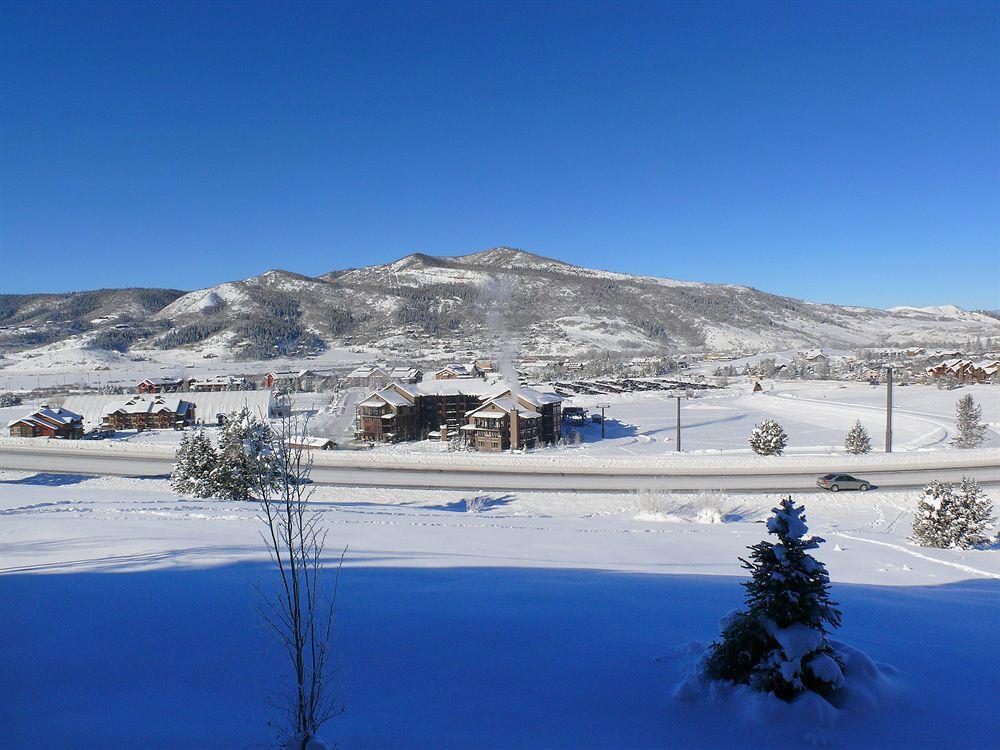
left=817, top=473, right=871, bottom=492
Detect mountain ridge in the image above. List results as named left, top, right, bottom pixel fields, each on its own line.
left=1, top=248, right=996, bottom=360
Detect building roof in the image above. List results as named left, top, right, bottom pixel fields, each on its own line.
left=105, top=394, right=192, bottom=416
left=410, top=379, right=496, bottom=397
left=359, top=388, right=414, bottom=408
left=481, top=384, right=563, bottom=408
left=63, top=390, right=276, bottom=425
left=289, top=436, right=336, bottom=448
left=7, top=406, right=83, bottom=429
left=347, top=365, right=389, bottom=379
left=139, top=377, right=184, bottom=386
left=469, top=397, right=543, bottom=419
left=436, top=362, right=478, bottom=377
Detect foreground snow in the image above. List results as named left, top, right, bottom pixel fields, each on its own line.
left=1, top=472, right=997, bottom=748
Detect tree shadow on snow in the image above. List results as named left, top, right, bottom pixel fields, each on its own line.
left=423, top=493, right=517, bottom=512
left=0, top=472, right=95, bottom=487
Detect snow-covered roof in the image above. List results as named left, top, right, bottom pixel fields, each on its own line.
left=347, top=365, right=389, bottom=379
left=469, top=397, right=542, bottom=419
left=6, top=406, right=83, bottom=429
left=481, top=384, right=563, bottom=408
left=289, top=436, right=336, bottom=448
left=63, top=391, right=276, bottom=425
left=97, top=394, right=190, bottom=416
left=436, top=363, right=478, bottom=377
left=359, top=388, right=413, bottom=408
left=139, top=377, right=184, bottom=386
left=471, top=407, right=509, bottom=418
left=411, top=379, right=496, bottom=397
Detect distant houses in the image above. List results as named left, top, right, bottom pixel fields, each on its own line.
left=389, top=366, right=422, bottom=384
left=7, top=406, right=84, bottom=439
left=136, top=377, right=185, bottom=394
left=187, top=375, right=255, bottom=392
left=925, top=359, right=1000, bottom=385
left=343, top=365, right=392, bottom=389
left=434, top=363, right=482, bottom=380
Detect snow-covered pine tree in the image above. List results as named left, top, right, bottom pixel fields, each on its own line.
left=952, top=477, right=994, bottom=548
left=210, top=407, right=279, bottom=501
left=171, top=429, right=219, bottom=498
left=170, top=431, right=193, bottom=495
left=913, top=478, right=994, bottom=549
left=953, top=394, right=987, bottom=449
left=911, top=480, right=955, bottom=548
left=705, top=498, right=843, bottom=701
left=748, top=419, right=788, bottom=456
left=0, top=392, right=21, bottom=407
left=936, top=373, right=958, bottom=390
left=844, top=420, right=871, bottom=455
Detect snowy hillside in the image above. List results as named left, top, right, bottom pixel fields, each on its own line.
left=3, top=248, right=998, bottom=361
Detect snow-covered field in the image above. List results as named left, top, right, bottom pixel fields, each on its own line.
left=0, top=342, right=373, bottom=392
left=384, top=381, right=1000, bottom=457
left=1, top=471, right=997, bottom=748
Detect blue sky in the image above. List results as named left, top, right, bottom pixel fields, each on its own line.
left=2, top=1, right=997, bottom=309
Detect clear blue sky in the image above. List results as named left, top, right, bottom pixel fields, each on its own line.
left=2, top=1, right=997, bottom=309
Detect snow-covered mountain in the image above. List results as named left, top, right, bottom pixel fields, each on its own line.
left=2, top=248, right=998, bottom=360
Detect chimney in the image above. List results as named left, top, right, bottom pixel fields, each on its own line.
left=509, top=403, right=519, bottom=450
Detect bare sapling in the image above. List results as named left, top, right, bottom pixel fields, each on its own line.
left=252, top=414, right=345, bottom=749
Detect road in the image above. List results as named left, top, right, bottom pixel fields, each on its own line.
left=2, top=443, right=997, bottom=492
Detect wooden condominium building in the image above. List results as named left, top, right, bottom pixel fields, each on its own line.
left=102, top=394, right=196, bottom=431
left=7, top=406, right=84, bottom=439
left=462, top=388, right=563, bottom=452
left=357, top=385, right=421, bottom=442
left=356, top=382, right=562, bottom=451
left=925, top=359, right=1000, bottom=384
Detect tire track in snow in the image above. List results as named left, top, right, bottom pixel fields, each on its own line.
left=831, top=532, right=1000, bottom=579
left=760, top=390, right=952, bottom=450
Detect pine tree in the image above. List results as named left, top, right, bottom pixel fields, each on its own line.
left=748, top=420, right=788, bottom=456
left=936, top=373, right=958, bottom=390
left=210, top=407, right=279, bottom=501
left=844, top=420, right=871, bottom=455
left=952, top=477, right=994, bottom=548
left=171, top=429, right=219, bottom=498
left=911, top=480, right=955, bottom=548
left=706, top=498, right=843, bottom=701
left=953, top=394, right=986, bottom=449
left=913, top=478, right=994, bottom=549
left=170, top=431, right=193, bottom=495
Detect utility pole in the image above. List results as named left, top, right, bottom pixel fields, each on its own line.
left=600, top=404, right=607, bottom=439
left=675, top=395, right=682, bottom=452
left=885, top=366, right=893, bottom=453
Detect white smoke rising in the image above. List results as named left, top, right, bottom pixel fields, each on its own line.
left=479, top=276, right=520, bottom=407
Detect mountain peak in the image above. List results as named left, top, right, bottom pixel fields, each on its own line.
left=449, top=246, right=572, bottom=270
